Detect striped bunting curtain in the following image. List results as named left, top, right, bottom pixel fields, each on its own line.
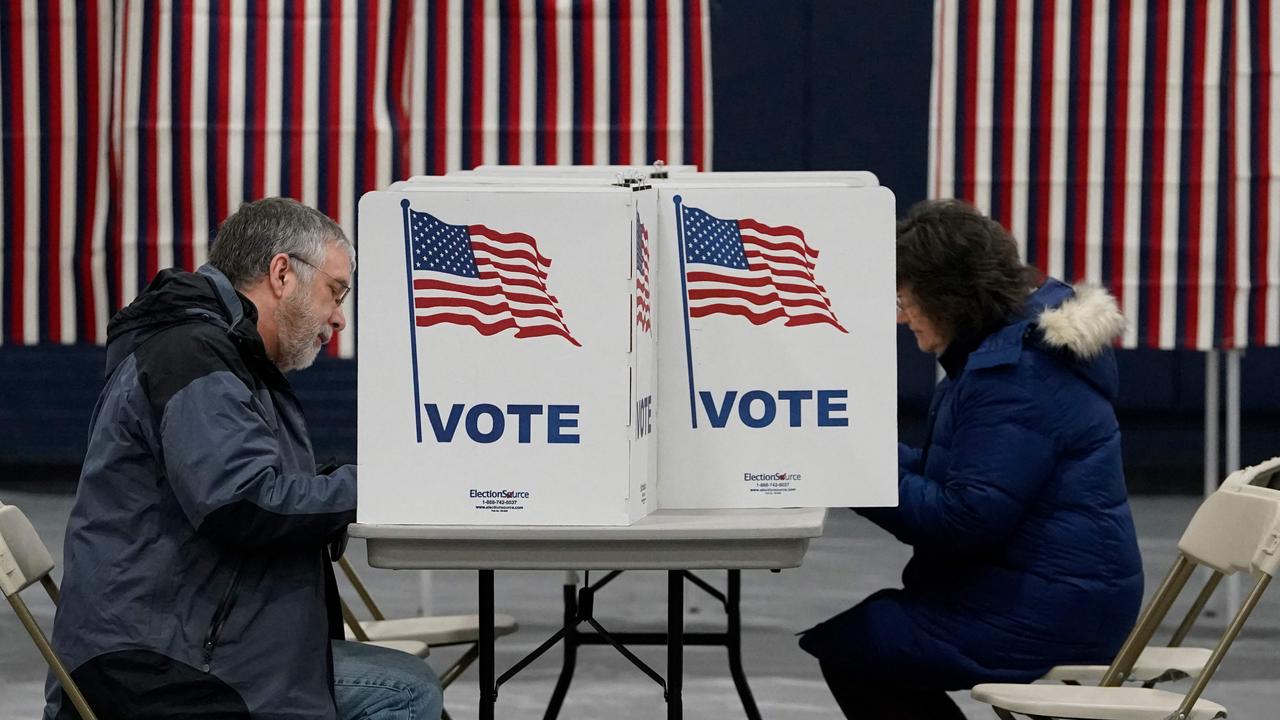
left=0, top=1, right=113, bottom=346
left=1, top=0, right=712, bottom=354
left=408, top=0, right=713, bottom=172
left=929, top=0, right=1280, bottom=350
left=111, top=0, right=409, bottom=359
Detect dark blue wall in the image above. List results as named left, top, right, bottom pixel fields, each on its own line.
left=0, top=347, right=357, bottom=468
left=5, top=343, right=1280, bottom=492
left=711, top=0, right=932, bottom=213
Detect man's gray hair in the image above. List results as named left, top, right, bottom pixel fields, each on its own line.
left=209, top=197, right=355, bottom=290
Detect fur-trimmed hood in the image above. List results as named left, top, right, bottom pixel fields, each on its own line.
left=1023, top=278, right=1124, bottom=400
left=1036, top=284, right=1126, bottom=360
left=967, top=278, right=1124, bottom=400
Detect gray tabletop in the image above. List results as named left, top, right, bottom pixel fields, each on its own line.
left=350, top=508, right=828, bottom=570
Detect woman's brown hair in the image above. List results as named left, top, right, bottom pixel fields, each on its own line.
left=896, top=199, right=1039, bottom=340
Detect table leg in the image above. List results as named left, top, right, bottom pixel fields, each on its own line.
left=667, top=570, right=684, bottom=720
left=543, top=573, right=579, bottom=720
left=479, top=570, right=495, bottom=720
left=726, top=570, right=762, bottom=720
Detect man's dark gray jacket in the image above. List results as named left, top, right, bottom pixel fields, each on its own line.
left=45, top=265, right=357, bottom=719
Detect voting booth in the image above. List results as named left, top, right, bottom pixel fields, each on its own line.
left=358, top=169, right=897, bottom=524
left=467, top=163, right=698, bottom=178
left=653, top=170, right=881, bottom=186
left=357, top=184, right=658, bottom=525
left=653, top=182, right=899, bottom=509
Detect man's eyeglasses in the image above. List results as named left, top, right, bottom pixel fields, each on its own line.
left=288, top=254, right=351, bottom=306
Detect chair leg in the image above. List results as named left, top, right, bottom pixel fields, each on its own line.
left=1167, top=571, right=1223, bottom=647
left=41, top=576, right=60, bottom=605
left=338, top=557, right=386, bottom=621
left=1171, top=574, right=1272, bottom=720
left=338, top=598, right=370, bottom=642
left=439, top=644, right=479, bottom=689
left=990, top=710, right=1054, bottom=720
left=9, top=595, right=98, bottom=720
left=1100, top=555, right=1195, bottom=686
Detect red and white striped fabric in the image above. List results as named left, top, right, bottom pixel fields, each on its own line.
left=0, top=0, right=113, bottom=346
left=407, top=0, right=713, bottom=173
left=112, top=0, right=405, bottom=358
left=0, top=0, right=712, bottom=353
left=930, top=0, right=1280, bottom=350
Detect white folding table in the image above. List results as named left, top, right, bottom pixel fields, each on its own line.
left=349, top=508, right=827, bottom=720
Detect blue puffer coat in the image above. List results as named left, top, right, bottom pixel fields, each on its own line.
left=800, top=279, right=1143, bottom=690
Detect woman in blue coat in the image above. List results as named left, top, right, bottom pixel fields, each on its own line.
left=799, top=200, right=1144, bottom=719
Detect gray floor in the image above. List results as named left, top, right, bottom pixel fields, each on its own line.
left=3, top=492, right=1279, bottom=719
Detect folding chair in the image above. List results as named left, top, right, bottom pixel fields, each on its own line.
left=0, top=503, right=97, bottom=720
left=336, top=556, right=518, bottom=688
left=1039, top=456, right=1280, bottom=688
left=339, top=602, right=429, bottom=658
left=972, top=483, right=1280, bottom=719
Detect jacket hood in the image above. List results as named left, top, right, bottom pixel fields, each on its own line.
left=105, top=265, right=263, bottom=378
left=1031, top=282, right=1126, bottom=360
left=1026, top=279, right=1124, bottom=398
left=970, top=278, right=1125, bottom=399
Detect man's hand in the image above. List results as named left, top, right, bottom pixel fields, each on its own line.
left=316, top=459, right=350, bottom=560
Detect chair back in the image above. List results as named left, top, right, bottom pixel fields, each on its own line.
left=1221, top=456, right=1280, bottom=491
left=0, top=504, right=56, bottom=597
left=1160, top=463, right=1280, bottom=651
left=981, top=484, right=1280, bottom=720
left=1178, top=485, right=1280, bottom=579
left=0, top=503, right=99, bottom=720
left=1112, top=486, right=1280, bottom=719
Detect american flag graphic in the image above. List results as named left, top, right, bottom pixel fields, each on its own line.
left=0, top=0, right=711, bottom=353
left=635, top=212, right=651, bottom=333
left=407, top=208, right=579, bottom=346
left=679, top=203, right=846, bottom=333
left=931, top=0, right=1280, bottom=350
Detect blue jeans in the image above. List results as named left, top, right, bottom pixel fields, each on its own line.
left=332, top=640, right=444, bottom=720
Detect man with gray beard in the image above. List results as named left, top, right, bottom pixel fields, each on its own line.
left=45, top=198, right=442, bottom=720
